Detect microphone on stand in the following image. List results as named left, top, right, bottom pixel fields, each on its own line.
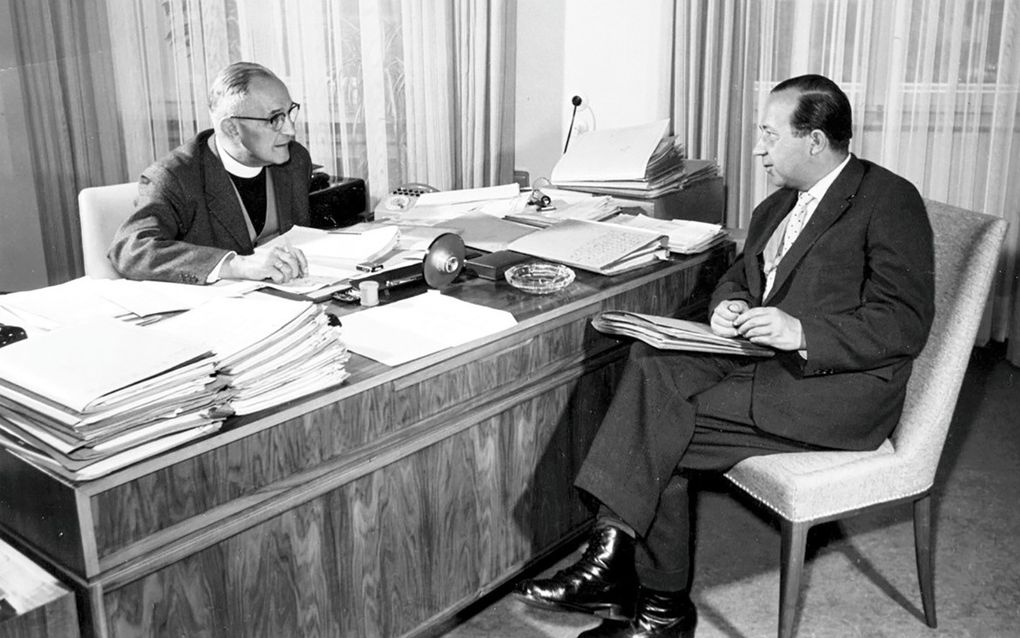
left=563, top=95, right=583, bottom=154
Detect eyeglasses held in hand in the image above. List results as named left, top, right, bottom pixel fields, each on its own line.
left=230, top=103, right=301, bottom=132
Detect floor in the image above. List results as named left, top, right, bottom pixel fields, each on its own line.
left=440, top=345, right=1020, bottom=637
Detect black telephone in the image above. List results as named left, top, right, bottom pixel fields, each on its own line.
left=0, top=323, right=27, bottom=349
left=374, top=183, right=439, bottom=216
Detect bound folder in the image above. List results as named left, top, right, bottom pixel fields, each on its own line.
left=592, top=310, right=774, bottom=357
left=505, top=219, right=668, bottom=275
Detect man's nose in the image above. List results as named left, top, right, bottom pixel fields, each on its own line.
left=753, top=139, right=766, bottom=156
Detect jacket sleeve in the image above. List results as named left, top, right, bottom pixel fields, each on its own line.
left=108, top=166, right=233, bottom=285
left=798, top=183, right=935, bottom=375
left=709, top=252, right=755, bottom=314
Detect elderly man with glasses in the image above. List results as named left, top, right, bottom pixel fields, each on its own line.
left=110, top=61, right=311, bottom=284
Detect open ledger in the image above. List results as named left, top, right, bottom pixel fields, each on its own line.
left=506, top=219, right=668, bottom=275
left=591, top=310, right=774, bottom=357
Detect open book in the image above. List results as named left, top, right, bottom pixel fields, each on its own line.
left=506, top=219, right=668, bottom=275
left=591, top=310, right=774, bottom=357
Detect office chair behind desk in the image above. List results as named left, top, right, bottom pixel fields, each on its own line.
left=78, top=182, right=139, bottom=279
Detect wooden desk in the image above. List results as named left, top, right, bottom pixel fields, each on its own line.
left=0, top=246, right=731, bottom=637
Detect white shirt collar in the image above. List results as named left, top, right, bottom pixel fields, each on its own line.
left=214, top=133, right=263, bottom=178
left=803, top=153, right=851, bottom=203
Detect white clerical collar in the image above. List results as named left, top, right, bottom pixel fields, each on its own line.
left=804, top=153, right=851, bottom=202
left=214, top=134, right=263, bottom=178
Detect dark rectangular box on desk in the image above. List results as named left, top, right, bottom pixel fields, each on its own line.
left=310, top=177, right=368, bottom=229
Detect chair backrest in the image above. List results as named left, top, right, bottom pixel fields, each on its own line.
left=78, top=182, right=139, bottom=279
left=892, top=200, right=1007, bottom=484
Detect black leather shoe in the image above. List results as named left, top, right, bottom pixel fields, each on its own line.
left=577, top=587, right=697, bottom=638
left=514, top=524, right=637, bottom=619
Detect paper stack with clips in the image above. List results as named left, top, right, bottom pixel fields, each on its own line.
left=148, top=294, right=350, bottom=415
left=0, top=318, right=232, bottom=481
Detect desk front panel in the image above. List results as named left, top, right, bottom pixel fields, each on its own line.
left=0, top=247, right=731, bottom=637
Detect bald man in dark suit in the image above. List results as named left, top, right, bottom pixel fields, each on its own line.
left=515, top=75, right=935, bottom=638
left=110, top=62, right=311, bottom=285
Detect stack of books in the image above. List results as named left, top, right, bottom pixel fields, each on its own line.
left=149, top=294, right=350, bottom=415
left=0, top=319, right=232, bottom=481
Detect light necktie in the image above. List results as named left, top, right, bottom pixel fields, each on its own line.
left=764, top=192, right=814, bottom=297
left=779, top=191, right=814, bottom=258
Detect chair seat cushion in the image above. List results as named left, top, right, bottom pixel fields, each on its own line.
left=724, top=440, right=932, bottom=523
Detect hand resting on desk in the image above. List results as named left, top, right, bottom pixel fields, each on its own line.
left=221, top=244, right=308, bottom=283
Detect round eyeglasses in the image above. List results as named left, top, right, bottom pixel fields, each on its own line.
left=230, top=102, right=301, bottom=132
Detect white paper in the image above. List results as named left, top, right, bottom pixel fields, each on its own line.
left=147, top=295, right=315, bottom=362
left=92, top=279, right=256, bottom=317
left=340, top=291, right=518, bottom=366
left=551, top=119, right=670, bottom=183
left=0, top=318, right=211, bottom=413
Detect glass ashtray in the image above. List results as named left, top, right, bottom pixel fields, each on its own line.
left=504, top=262, right=576, bottom=294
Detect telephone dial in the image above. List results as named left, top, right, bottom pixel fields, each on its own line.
left=374, top=182, right=439, bottom=216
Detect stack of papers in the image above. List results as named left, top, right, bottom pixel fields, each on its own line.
left=608, top=212, right=727, bottom=254
left=149, top=294, right=350, bottom=415
left=0, top=319, right=231, bottom=481
left=0, top=277, right=257, bottom=335
left=256, top=225, right=401, bottom=299
left=506, top=219, right=668, bottom=276
left=340, top=291, right=517, bottom=366
left=551, top=120, right=689, bottom=198
left=592, top=311, right=774, bottom=357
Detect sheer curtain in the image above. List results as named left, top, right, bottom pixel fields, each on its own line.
left=8, top=0, right=515, bottom=283
left=674, top=0, right=1020, bottom=363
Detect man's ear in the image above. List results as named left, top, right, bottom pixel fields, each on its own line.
left=216, top=117, right=240, bottom=141
left=808, top=129, right=829, bottom=155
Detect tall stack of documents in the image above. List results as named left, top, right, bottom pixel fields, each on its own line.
left=0, top=319, right=231, bottom=481
left=551, top=120, right=687, bottom=198
left=149, top=294, right=349, bottom=415
left=550, top=120, right=721, bottom=204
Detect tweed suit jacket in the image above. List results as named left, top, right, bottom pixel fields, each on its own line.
left=109, top=129, right=312, bottom=284
left=709, top=156, right=935, bottom=450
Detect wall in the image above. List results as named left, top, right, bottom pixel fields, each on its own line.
left=514, top=0, right=673, bottom=185
left=0, top=0, right=48, bottom=292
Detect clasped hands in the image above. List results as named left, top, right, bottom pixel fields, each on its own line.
left=222, top=244, right=309, bottom=283
left=710, top=300, right=805, bottom=351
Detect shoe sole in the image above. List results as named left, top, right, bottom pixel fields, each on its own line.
left=513, top=591, right=633, bottom=621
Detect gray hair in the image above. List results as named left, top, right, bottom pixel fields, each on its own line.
left=208, top=62, right=279, bottom=121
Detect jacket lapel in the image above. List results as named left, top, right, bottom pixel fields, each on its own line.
left=748, top=190, right=798, bottom=301
left=269, top=161, right=293, bottom=230
left=762, top=156, right=865, bottom=304
left=204, top=136, right=255, bottom=253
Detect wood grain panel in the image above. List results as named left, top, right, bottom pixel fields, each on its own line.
left=103, top=366, right=614, bottom=637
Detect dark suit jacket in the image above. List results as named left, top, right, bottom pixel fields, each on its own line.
left=109, top=129, right=312, bottom=284
left=710, top=156, right=934, bottom=450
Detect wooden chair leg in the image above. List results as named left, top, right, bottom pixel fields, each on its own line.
left=779, top=519, right=810, bottom=638
left=913, top=494, right=937, bottom=627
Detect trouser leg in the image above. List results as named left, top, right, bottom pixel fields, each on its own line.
left=574, top=343, right=746, bottom=535
left=634, top=373, right=828, bottom=590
